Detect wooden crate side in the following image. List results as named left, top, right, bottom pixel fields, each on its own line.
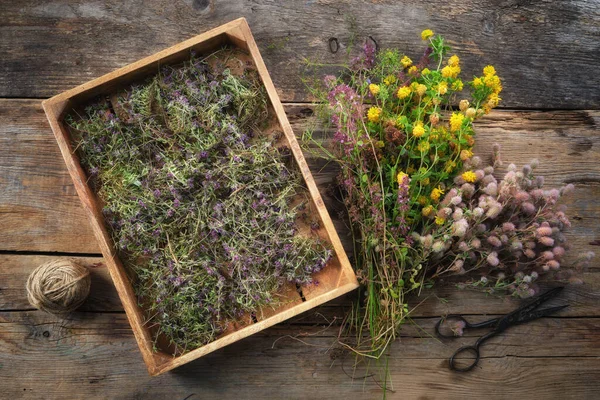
left=41, top=99, right=161, bottom=373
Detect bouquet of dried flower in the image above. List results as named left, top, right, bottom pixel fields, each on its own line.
left=304, top=30, right=592, bottom=358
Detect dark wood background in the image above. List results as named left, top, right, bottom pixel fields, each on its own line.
left=1, top=1, right=599, bottom=399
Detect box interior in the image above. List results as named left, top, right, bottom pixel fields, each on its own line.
left=48, top=25, right=354, bottom=372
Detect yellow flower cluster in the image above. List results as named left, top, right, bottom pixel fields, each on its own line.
left=444, top=160, right=457, bottom=173
left=383, top=75, right=396, bottom=86
left=462, top=170, right=477, bottom=183
left=435, top=216, right=446, bottom=225
left=441, top=54, right=461, bottom=79
left=416, top=83, right=427, bottom=97
left=412, top=121, right=425, bottom=137
left=473, top=65, right=502, bottom=114
left=367, top=106, right=382, bottom=123
left=397, top=86, right=412, bottom=99
left=422, top=205, right=434, bottom=217
left=421, top=29, right=434, bottom=40
left=369, top=83, right=380, bottom=96
left=449, top=112, right=464, bottom=132
left=401, top=55, right=413, bottom=68
left=460, top=149, right=473, bottom=161
left=437, top=81, right=448, bottom=95
left=430, top=186, right=444, bottom=201
left=451, top=79, right=464, bottom=91
left=417, top=140, right=430, bottom=153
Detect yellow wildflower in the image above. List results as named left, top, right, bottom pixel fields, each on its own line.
left=369, top=83, right=381, bottom=96
left=367, top=107, right=382, bottom=123
left=484, top=74, right=502, bottom=92
left=435, top=216, right=446, bottom=225
left=421, top=68, right=431, bottom=75
left=421, top=29, right=434, bottom=40
left=462, top=170, right=477, bottom=183
left=441, top=65, right=461, bottom=79
left=487, top=93, right=501, bottom=107
left=416, top=84, right=427, bottom=97
left=448, top=55, right=460, bottom=67
left=397, top=86, right=412, bottom=99
left=418, top=195, right=428, bottom=205
left=451, top=79, right=464, bottom=91
left=450, top=112, right=464, bottom=132
left=418, top=140, right=430, bottom=153
left=445, top=160, right=457, bottom=173
left=430, top=186, right=444, bottom=201
left=408, top=65, right=418, bottom=74
left=396, top=171, right=408, bottom=185
left=460, top=149, right=474, bottom=161
left=483, top=65, right=496, bottom=76
left=473, top=77, right=483, bottom=89
left=401, top=55, right=413, bottom=68
left=437, top=81, right=448, bottom=95
left=412, top=121, right=425, bottom=138
left=383, top=75, right=396, bottom=86
left=422, top=205, right=434, bottom=217
left=422, top=177, right=430, bottom=186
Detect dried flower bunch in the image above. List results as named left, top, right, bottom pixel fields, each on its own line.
left=417, top=146, right=590, bottom=297
left=66, top=48, right=331, bottom=353
left=304, top=30, right=590, bottom=357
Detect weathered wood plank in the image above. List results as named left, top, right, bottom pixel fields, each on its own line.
left=2, top=254, right=598, bottom=319
left=1, top=1, right=599, bottom=108
left=1, top=100, right=599, bottom=256
left=0, top=100, right=98, bottom=253
left=0, top=311, right=599, bottom=399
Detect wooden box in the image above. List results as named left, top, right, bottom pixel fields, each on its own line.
left=41, top=18, right=358, bottom=375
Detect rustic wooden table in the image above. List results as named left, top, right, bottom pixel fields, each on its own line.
left=1, top=1, right=599, bottom=399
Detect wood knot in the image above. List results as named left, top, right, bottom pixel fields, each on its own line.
left=192, top=0, right=211, bottom=11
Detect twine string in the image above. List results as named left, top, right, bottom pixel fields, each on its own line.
left=26, top=259, right=91, bottom=315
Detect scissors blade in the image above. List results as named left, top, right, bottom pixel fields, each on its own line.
left=495, top=287, right=565, bottom=332
left=513, top=305, right=569, bottom=325
left=510, top=286, right=564, bottom=316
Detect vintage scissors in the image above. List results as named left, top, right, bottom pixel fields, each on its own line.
left=435, top=286, right=568, bottom=372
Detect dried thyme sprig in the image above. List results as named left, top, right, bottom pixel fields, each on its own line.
left=67, top=48, right=331, bottom=354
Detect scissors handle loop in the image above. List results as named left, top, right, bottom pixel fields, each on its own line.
left=449, top=345, right=480, bottom=372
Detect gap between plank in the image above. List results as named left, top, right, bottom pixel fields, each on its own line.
left=0, top=96, right=595, bottom=112
left=0, top=250, right=103, bottom=258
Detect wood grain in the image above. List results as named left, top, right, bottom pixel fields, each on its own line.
left=1, top=0, right=599, bottom=108
left=2, top=254, right=599, bottom=320
left=2, top=100, right=599, bottom=255
left=0, top=310, right=599, bottom=399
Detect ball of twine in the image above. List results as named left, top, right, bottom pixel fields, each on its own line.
left=26, top=259, right=91, bottom=315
